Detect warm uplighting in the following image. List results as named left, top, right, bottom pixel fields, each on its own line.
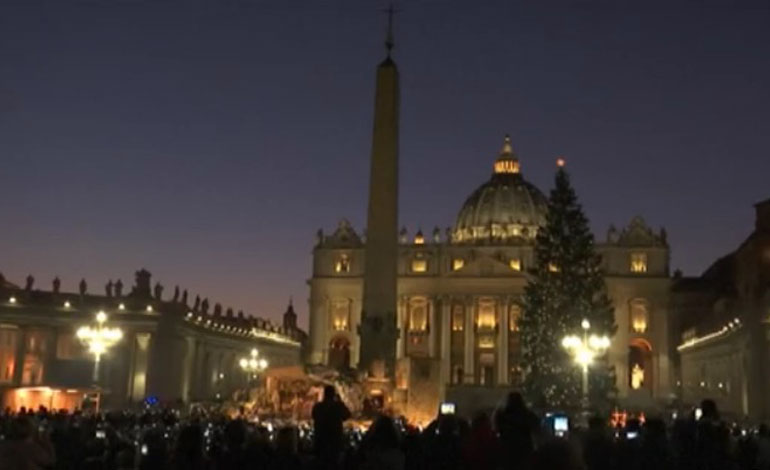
left=411, top=259, right=427, bottom=273
left=632, top=317, right=647, bottom=333
left=452, top=258, right=465, bottom=271
left=63, top=301, right=71, bottom=308
left=118, top=303, right=126, bottom=310
left=509, top=259, right=522, bottom=271
left=414, top=232, right=425, bottom=245
left=630, top=253, right=647, bottom=273
left=494, top=134, right=520, bottom=174
left=9, top=296, right=17, bottom=304
left=631, top=364, right=645, bottom=390
left=334, top=254, right=350, bottom=273
left=146, top=305, right=153, bottom=312
left=332, top=318, right=348, bottom=331
left=76, top=312, right=123, bottom=382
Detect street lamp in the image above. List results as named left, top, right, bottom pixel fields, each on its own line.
left=239, top=348, right=268, bottom=382
left=76, top=311, right=123, bottom=382
left=561, top=319, right=610, bottom=409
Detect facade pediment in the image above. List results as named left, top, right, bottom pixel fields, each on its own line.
left=607, top=216, right=667, bottom=247
left=450, top=251, right=517, bottom=277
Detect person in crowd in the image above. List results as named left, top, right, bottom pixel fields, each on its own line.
left=582, top=415, right=615, bottom=470
left=171, top=423, right=208, bottom=470
left=269, top=426, right=303, bottom=470
left=531, top=438, right=582, bottom=470
left=494, top=391, right=540, bottom=469
left=462, top=412, right=499, bottom=470
left=422, top=413, right=465, bottom=470
left=312, top=385, right=352, bottom=469
left=0, top=415, right=56, bottom=470
left=358, top=415, right=404, bottom=470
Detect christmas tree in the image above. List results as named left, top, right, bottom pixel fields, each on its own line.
left=520, top=163, right=616, bottom=410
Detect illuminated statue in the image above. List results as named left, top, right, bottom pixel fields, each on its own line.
left=631, top=363, right=645, bottom=390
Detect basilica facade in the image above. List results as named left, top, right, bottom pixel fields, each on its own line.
left=307, top=136, right=673, bottom=408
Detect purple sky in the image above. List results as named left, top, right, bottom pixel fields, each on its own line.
left=1, top=1, right=769, bottom=328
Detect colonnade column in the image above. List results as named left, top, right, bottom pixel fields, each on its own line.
left=498, top=297, right=509, bottom=385
left=12, top=327, right=27, bottom=385
left=463, top=296, right=475, bottom=384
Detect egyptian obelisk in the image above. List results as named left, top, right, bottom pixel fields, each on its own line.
left=358, top=10, right=399, bottom=380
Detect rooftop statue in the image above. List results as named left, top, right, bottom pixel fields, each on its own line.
left=153, top=282, right=163, bottom=300
left=194, top=295, right=201, bottom=311
left=172, top=286, right=180, bottom=303
left=79, top=279, right=87, bottom=296
left=181, top=289, right=188, bottom=305
left=105, top=280, right=113, bottom=298
left=201, top=298, right=209, bottom=314
left=213, top=303, right=222, bottom=316
left=25, top=275, right=34, bottom=291
left=52, top=277, right=60, bottom=294
left=114, top=279, right=123, bottom=297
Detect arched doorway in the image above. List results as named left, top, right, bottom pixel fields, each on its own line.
left=628, top=338, right=653, bottom=392
left=328, top=336, right=351, bottom=370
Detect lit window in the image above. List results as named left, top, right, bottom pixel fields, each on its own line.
left=630, top=299, right=649, bottom=333
left=335, top=254, right=350, bottom=273
left=411, top=259, right=427, bottom=273
left=548, top=263, right=559, bottom=273
left=631, top=364, right=645, bottom=390
left=408, top=297, right=428, bottom=332
left=509, top=305, right=521, bottom=332
left=451, top=306, right=464, bottom=332
left=331, top=300, right=349, bottom=331
left=476, top=298, right=496, bottom=330
left=509, top=259, right=522, bottom=271
left=630, top=253, right=647, bottom=273
left=452, top=258, right=465, bottom=271
left=414, top=232, right=425, bottom=245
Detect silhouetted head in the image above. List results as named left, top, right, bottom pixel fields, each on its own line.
left=323, top=385, right=336, bottom=401
left=367, top=415, right=400, bottom=450
left=700, top=399, right=719, bottom=421
left=588, top=415, right=606, bottom=431
left=506, top=391, right=526, bottom=411
left=276, top=426, right=298, bottom=453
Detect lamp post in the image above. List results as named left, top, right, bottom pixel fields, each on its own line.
left=239, top=348, right=268, bottom=383
left=561, top=319, right=610, bottom=410
left=76, top=311, right=123, bottom=383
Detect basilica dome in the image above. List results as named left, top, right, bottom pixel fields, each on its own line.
left=452, top=135, right=548, bottom=243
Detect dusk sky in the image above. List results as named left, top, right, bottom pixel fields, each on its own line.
left=1, top=1, right=769, bottom=328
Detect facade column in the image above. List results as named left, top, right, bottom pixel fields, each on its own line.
left=396, top=295, right=407, bottom=359
left=350, top=298, right=361, bottom=368
left=12, top=327, right=27, bottom=385
left=440, top=296, right=452, bottom=386
left=498, top=297, right=509, bottom=385
left=428, top=296, right=437, bottom=357
left=307, top=293, right=326, bottom=365
left=464, top=296, right=475, bottom=384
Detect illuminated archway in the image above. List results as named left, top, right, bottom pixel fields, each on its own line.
left=628, top=338, right=653, bottom=391
left=328, top=336, right=351, bottom=370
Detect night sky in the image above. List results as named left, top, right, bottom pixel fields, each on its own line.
left=1, top=1, right=769, bottom=327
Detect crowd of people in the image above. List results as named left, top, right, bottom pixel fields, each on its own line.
left=2, top=388, right=770, bottom=470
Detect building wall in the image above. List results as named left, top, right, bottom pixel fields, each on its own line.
left=308, top=218, right=671, bottom=403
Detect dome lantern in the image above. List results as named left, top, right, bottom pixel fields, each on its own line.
left=452, top=135, right=547, bottom=244
left=493, top=134, right=520, bottom=174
